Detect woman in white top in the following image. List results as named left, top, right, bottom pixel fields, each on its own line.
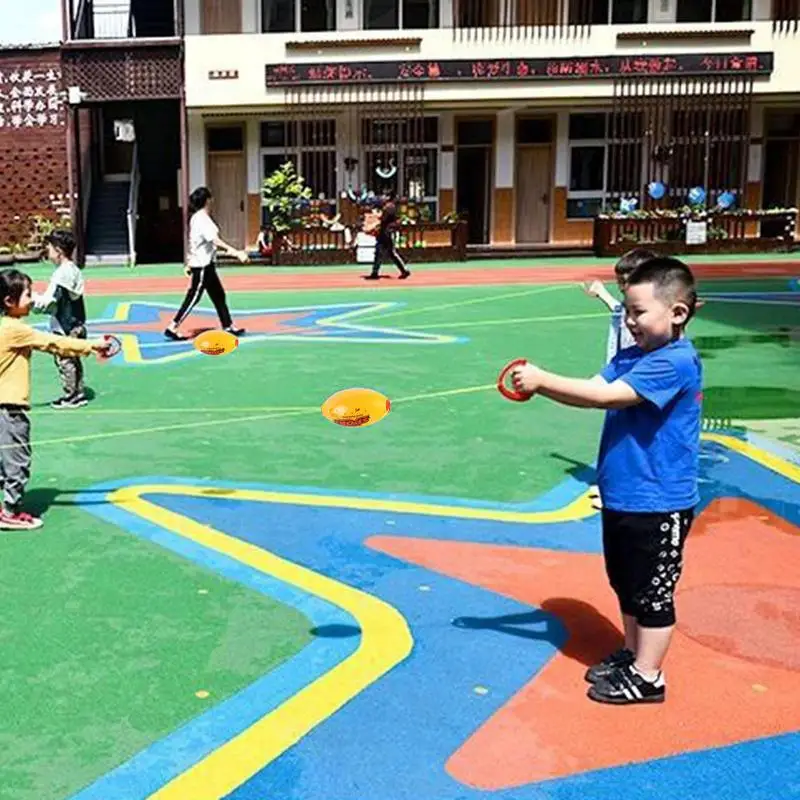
left=165, top=186, right=249, bottom=341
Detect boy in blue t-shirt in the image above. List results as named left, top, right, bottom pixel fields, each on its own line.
left=510, top=256, right=702, bottom=705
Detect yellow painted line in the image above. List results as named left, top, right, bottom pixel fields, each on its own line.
left=703, top=433, right=800, bottom=484
left=104, top=485, right=413, bottom=800
left=404, top=311, right=607, bottom=330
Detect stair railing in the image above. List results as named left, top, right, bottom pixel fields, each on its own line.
left=126, top=140, right=140, bottom=268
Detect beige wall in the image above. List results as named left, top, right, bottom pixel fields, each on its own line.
left=185, top=22, right=799, bottom=110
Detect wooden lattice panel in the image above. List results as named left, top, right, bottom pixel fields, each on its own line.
left=0, top=49, right=69, bottom=245
left=62, top=45, right=182, bottom=102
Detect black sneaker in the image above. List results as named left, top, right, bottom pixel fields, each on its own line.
left=70, top=393, right=88, bottom=408
left=164, top=328, right=187, bottom=341
left=225, top=326, right=245, bottom=337
left=398, top=269, right=411, bottom=280
left=362, top=274, right=380, bottom=281
left=588, top=664, right=665, bottom=705
left=584, top=647, right=635, bottom=683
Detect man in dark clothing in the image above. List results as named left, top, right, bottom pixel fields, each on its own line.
left=364, top=199, right=411, bottom=280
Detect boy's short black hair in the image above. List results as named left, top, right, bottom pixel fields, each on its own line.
left=45, top=229, right=76, bottom=259
left=614, top=248, right=657, bottom=279
left=626, top=256, right=698, bottom=325
left=0, top=269, right=32, bottom=313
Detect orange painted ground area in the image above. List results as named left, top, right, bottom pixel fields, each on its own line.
left=369, top=498, right=800, bottom=791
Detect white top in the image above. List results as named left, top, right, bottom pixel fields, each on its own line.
left=33, top=260, right=84, bottom=331
left=606, top=303, right=636, bottom=363
left=187, top=209, right=219, bottom=267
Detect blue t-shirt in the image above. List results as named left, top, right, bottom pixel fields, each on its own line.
left=597, top=338, right=702, bottom=513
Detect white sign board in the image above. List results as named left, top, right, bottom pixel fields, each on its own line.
left=686, top=221, right=708, bottom=246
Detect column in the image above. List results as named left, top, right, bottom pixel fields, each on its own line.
left=246, top=118, right=261, bottom=246
left=439, top=111, right=455, bottom=218
left=491, top=109, right=514, bottom=244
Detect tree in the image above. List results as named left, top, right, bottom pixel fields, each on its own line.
left=261, top=162, right=312, bottom=232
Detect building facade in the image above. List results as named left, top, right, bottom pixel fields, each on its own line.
left=182, top=0, right=800, bottom=252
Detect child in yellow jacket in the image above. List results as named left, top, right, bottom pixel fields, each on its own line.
left=0, top=269, right=112, bottom=530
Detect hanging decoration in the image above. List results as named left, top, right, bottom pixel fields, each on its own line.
left=717, top=191, right=736, bottom=210
left=619, top=197, right=638, bottom=214
left=375, top=161, right=398, bottom=180
left=648, top=181, right=667, bottom=200
left=688, top=186, right=707, bottom=206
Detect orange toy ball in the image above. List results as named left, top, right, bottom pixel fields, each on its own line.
left=193, top=329, right=239, bottom=357
left=321, top=387, right=391, bottom=428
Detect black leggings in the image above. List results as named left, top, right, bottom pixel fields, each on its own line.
left=172, top=263, right=232, bottom=329
left=371, top=231, right=407, bottom=276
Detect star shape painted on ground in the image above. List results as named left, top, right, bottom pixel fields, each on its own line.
left=78, top=301, right=463, bottom=364
left=80, top=437, right=800, bottom=799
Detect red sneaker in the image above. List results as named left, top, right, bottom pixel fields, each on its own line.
left=0, top=510, right=43, bottom=530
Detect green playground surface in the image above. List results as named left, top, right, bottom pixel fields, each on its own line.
left=1, top=260, right=798, bottom=799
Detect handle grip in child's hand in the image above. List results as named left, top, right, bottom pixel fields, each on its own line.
left=497, top=358, right=534, bottom=402
left=97, top=334, right=122, bottom=362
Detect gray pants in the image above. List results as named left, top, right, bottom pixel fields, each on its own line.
left=0, top=407, right=31, bottom=511
left=54, top=325, right=86, bottom=397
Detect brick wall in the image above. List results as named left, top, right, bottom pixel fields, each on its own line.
left=0, top=46, right=70, bottom=248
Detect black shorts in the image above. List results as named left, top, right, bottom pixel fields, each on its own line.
left=602, top=507, right=694, bottom=628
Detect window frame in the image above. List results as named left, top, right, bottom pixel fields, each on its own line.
left=674, top=0, right=752, bottom=23
left=361, top=0, right=440, bottom=30
left=261, top=0, right=338, bottom=34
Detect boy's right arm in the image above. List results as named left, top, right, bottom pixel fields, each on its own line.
left=10, top=324, right=102, bottom=358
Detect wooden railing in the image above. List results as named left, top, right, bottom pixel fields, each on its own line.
left=269, top=221, right=468, bottom=266
left=593, top=210, right=797, bottom=257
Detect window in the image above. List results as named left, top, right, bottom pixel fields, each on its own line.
left=569, top=0, right=647, bottom=24
left=364, top=0, right=439, bottom=29
left=207, top=126, right=244, bottom=152
left=566, top=112, right=644, bottom=218
left=516, top=117, right=553, bottom=145
left=260, top=119, right=338, bottom=223
left=362, top=116, right=439, bottom=217
left=675, top=0, right=751, bottom=22
left=669, top=108, right=747, bottom=204
left=262, top=0, right=337, bottom=32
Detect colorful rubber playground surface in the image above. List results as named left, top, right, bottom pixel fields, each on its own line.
left=3, top=255, right=799, bottom=800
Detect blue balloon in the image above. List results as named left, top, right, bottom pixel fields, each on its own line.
left=619, top=197, right=638, bottom=214
left=717, top=191, right=735, bottom=210
left=648, top=181, right=666, bottom=200
left=688, top=186, right=706, bottom=206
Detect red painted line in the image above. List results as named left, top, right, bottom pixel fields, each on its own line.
left=38, top=261, right=800, bottom=297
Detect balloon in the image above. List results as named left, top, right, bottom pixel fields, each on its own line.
left=620, top=197, right=638, bottom=214
left=648, top=181, right=666, bottom=200
left=717, top=191, right=735, bottom=210
left=688, top=186, right=706, bottom=206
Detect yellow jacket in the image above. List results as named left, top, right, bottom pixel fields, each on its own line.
left=0, top=316, right=95, bottom=408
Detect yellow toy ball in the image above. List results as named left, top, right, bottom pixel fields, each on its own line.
left=193, top=329, right=239, bottom=357
left=321, top=387, right=391, bottom=428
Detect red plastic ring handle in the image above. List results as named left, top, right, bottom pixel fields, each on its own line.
left=497, top=358, right=534, bottom=402
left=97, top=334, right=122, bottom=362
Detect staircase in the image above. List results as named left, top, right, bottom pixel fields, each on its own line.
left=85, top=180, right=131, bottom=264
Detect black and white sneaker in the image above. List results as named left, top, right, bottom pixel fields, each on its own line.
left=587, top=664, right=665, bottom=705
left=50, top=394, right=87, bottom=410
left=584, top=647, right=635, bottom=683
left=164, top=328, right=187, bottom=341
left=225, top=326, right=245, bottom=337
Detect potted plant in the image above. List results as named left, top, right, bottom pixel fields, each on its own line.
left=12, top=242, right=39, bottom=264
left=0, top=246, right=13, bottom=266
left=261, top=161, right=312, bottom=233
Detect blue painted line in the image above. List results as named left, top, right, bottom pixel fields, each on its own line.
left=69, top=484, right=360, bottom=800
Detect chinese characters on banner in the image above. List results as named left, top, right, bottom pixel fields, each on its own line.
left=0, top=65, right=65, bottom=130
left=265, top=53, right=773, bottom=86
